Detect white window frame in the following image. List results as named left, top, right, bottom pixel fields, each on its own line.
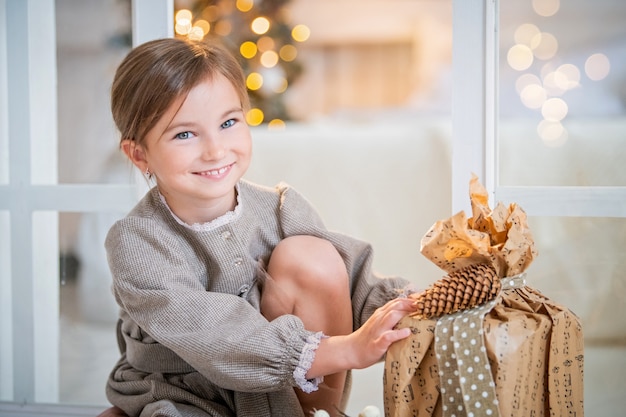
left=0, top=0, right=172, bottom=416
left=1, top=0, right=624, bottom=416
left=452, top=0, right=626, bottom=218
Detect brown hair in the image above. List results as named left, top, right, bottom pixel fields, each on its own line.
left=111, top=37, right=249, bottom=147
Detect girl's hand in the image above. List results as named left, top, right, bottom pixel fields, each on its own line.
left=344, top=297, right=415, bottom=369
left=306, top=297, right=415, bottom=378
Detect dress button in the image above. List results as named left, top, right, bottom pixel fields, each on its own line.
left=220, top=230, right=232, bottom=240
left=233, top=257, right=243, bottom=266
left=238, top=284, right=250, bottom=296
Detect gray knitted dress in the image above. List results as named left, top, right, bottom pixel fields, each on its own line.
left=104, top=180, right=408, bottom=417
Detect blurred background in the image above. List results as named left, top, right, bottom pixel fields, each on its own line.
left=3, top=0, right=625, bottom=415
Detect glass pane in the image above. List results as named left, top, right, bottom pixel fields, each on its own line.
left=59, top=211, right=124, bottom=406
left=526, top=215, right=625, bottom=415
left=498, top=0, right=626, bottom=186
left=56, top=0, right=132, bottom=185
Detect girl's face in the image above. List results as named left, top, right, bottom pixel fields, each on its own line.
left=124, top=74, right=252, bottom=224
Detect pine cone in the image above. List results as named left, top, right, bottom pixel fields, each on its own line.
left=409, top=263, right=500, bottom=319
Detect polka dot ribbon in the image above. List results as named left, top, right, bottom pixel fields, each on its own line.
left=434, top=273, right=526, bottom=417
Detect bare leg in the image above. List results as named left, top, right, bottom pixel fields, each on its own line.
left=260, top=235, right=353, bottom=417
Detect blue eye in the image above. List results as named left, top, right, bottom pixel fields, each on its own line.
left=221, top=119, right=235, bottom=129
left=175, top=131, right=194, bottom=140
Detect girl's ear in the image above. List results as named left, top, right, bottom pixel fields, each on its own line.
left=121, top=139, right=148, bottom=173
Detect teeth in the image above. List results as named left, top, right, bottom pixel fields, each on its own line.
left=201, top=166, right=228, bottom=176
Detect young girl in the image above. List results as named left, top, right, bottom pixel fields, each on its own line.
left=101, top=37, right=414, bottom=417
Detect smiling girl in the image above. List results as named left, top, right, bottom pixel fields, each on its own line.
left=102, top=38, right=414, bottom=417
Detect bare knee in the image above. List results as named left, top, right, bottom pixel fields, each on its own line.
left=267, top=235, right=349, bottom=295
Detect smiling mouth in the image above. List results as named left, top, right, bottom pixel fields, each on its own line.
left=195, top=164, right=233, bottom=177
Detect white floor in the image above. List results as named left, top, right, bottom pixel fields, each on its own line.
left=60, top=283, right=626, bottom=416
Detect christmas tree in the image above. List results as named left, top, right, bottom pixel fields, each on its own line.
left=174, top=0, right=309, bottom=126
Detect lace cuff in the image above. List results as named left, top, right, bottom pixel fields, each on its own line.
left=293, top=331, right=325, bottom=393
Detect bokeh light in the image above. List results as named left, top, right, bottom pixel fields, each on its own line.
left=514, top=23, right=541, bottom=47
left=246, top=108, right=264, bottom=126
left=251, top=17, right=270, bottom=35
left=520, top=84, right=547, bottom=109
left=201, top=5, right=219, bottom=22
left=291, top=24, right=311, bottom=42
left=515, top=73, right=542, bottom=94
left=175, top=9, right=193, bottom=35
left=541, top=97, right=568, bottom=121
left=188, top=26, right=204, bottom=41
left=279, top=44, right=298, bottom=62
left=537, top=120, right=568, bottom=146
left=532, top=0, right=560, bottom=17
left=256, top=36, right=275, bottom=52
left=214, top=20, right=232, bottom=36
left=585, top=53, right=611, bottom=81
left=507, top=44, right=534, bottom=71
left=268, top=119, right=286, bottom=130
left=555, top=64, right=580, bottom=90
left=260, top=50, right=279, bottom=68
left=236, top=0, right=254, bottom=13
left=240, top=41, right=258, bottom=59
left=246, top=72, right=263, bottom=91
left=531, top=32, right=558, bottom=60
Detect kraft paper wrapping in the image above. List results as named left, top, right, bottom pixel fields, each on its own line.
left=384, top=175, right=584, bottom=417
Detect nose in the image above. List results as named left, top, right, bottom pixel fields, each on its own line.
left=201, top=136, right=225, bottom=160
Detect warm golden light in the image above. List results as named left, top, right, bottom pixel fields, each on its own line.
left=240, top=41, right=258, bottom=59
left=291, top=24, right=310, bottom=42
left=507, top=44, right=534, bottom=71
left=194, top=19, right=211, bottom=36
left=268, top=119, right=286, bottom=130
left=176, top=9, right=192, bottom=22
left=175, top=9, right=193, bottom=36
left=531, top=32, right=558, bottom=60
left=188, top=26, right=204, bottom=40
left=251, top=17, right=270, bottom=35
left=279, top=45, right=297, bottom=62
left=201, top=5, right=219, bottom=22
left=246, top=72, right=263, bottom=90
left=256, top=36, right=275, bottom=52
left=236, top=0, right=254, bottom=12
left=215, top=20, right=232, bottom=36
left=246, top=108, right=264, bottom=126
left=585, top=53, right=610, bottom=81
left=541, top=97, right=568, bottom=121
left=175, top=21, right=192, bottom=35
left=532, top=0, right=560, bottom=17
left=260, top=50, right=279, bottom=68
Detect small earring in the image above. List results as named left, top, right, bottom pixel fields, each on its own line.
left=145, top=168, right=152, bottom=179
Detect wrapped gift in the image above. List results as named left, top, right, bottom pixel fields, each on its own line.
left=384, top=175, right=584, bottom=417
